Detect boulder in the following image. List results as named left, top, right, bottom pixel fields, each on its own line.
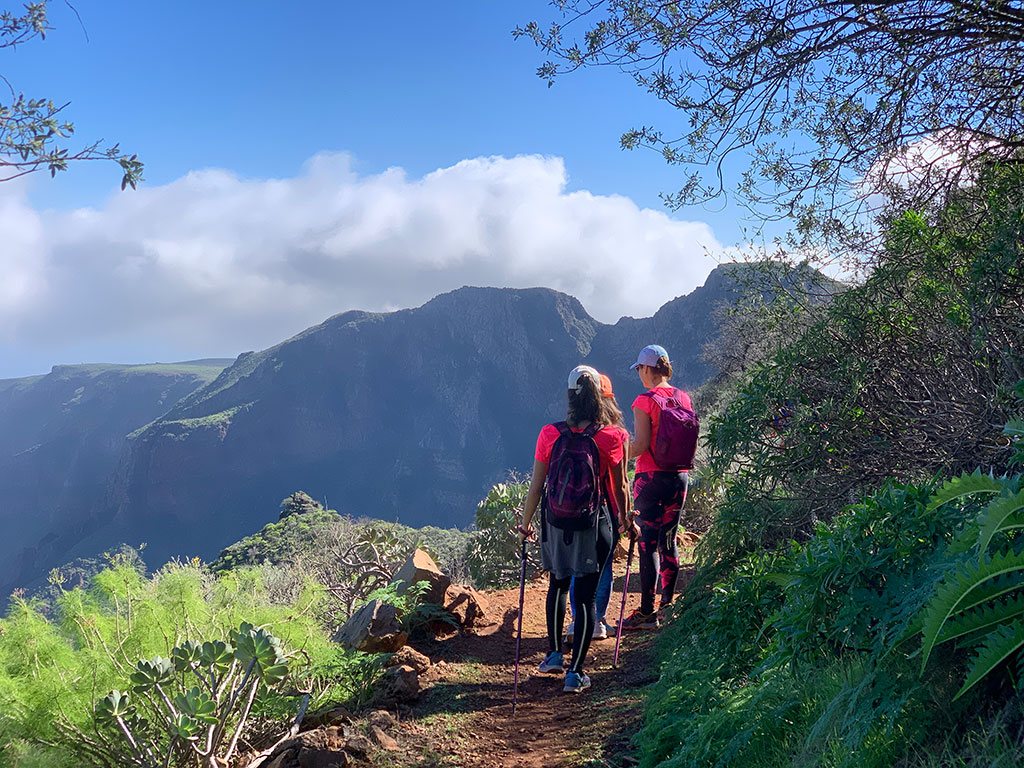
left=370, top=725, right=399, bottom=751
left=332, top=599, right=408, bottom=653
left=391, top=646, right=431, bottom=674
left=368, top=709, right=397, bottom=731
left=262, top=727, right=353, bottom=768
left=303, top=704, right=354, bottom=729
left=374, top=664, right=421, bottom=704
left=443, top=584, right=491, bottom=628
left=391, top=549, right=451, bottom=606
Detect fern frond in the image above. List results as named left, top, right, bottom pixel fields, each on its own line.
left=958, top=572, right=1024, bottom=613
left=935, top=593, right=1024, bottom=647
left=927, top=469, right=1005, bottom=511
left=947, top=526, right=981, bottom=555
left=954, top=621, right=1024, bottom=700
left=1004, top=420, right=1024, bottom=438
left=919, top=551, right=1024, bottom=670
left=976, top=489, right=1024, bottom=557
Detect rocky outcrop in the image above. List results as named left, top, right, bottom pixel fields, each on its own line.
left=392, top=549, right=451, bottom=606
left=0, top=360, right=230, bottom=597
left=443, top=584, right=490, bottom=630
left=390, top=646, right=431, bottom=674
left=332, top=599, right=408, bottom=653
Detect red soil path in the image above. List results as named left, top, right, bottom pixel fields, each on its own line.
left=392, top=556, right=695, bottom=768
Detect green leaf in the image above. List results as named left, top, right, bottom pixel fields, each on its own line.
left=129, top=657, right=175, bottom=692
left=927, top=470, right=1005, bottom=511
left=173, top=687, right=218, bottom=724
left=976, top=489, right=1024, bottom=557
left=954, top=621, right=1024, bottom=700
left=169, top=713, right=201, bottom=740
left=95, top=690, right=134, bottom=723
left=918, top=550, right=1024, bottom=670
left=200, top=640, right=233, bottom=670
left=171, top=640, right=202, bottom=673
left=935, top=593, right=1024, bottom=647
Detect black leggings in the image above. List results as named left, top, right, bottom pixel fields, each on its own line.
left=634, top=471, right=689, bottom=615
left=546, top=513, right=613, bottom=674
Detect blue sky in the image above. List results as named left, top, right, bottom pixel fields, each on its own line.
left=0, top=0, right=758, bottom=379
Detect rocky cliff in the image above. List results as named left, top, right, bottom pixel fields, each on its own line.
left=0, top=361, right=231, bottom=594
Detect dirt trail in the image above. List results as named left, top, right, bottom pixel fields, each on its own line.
left=391, top=557, right=694, bottom=768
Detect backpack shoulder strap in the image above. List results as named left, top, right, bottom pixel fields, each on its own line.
left=581, top=422, right=603, bottom=439
left=553, top=421, right=571, bottom=437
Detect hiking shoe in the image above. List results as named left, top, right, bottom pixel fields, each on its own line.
left=564, top=621, right=574, bottom=644
left=592, top=620, right=609, bottom=640
left=619, top=609, right=660, bottom=631
left=538, top=651, right=564, bottom=673
left=563, top=671, right=591, bottom=693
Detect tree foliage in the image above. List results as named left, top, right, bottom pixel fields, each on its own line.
left=1, top=1, right=142, bottom=186
left=466, top=481, right=540, bottom=589
left=517, top=0, right=1024, bottom=246
left=700, top=163, right=1024, bottom=562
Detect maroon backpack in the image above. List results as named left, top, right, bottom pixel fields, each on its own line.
left=543, top=422, right=603, bottom=531
left=641, top=389, right=699, bottom=471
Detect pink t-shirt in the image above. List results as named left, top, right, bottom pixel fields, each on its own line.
left=535, top=422, right=627, bottom=516
left=632, top=387, right=693, bottom=474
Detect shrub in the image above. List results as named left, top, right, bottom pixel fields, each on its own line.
left=700, top=164, right=1024, bottom=565
left=465, top=481, right=539, bottom=589
left=0, top=562, right=346, bottom=768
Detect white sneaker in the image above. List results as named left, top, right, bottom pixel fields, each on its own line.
left=564, top=621, right=575, bottom=644
left=592, top=620, right=609, bottom=640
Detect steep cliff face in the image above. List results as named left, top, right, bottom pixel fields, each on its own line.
left=0, top=361, right=230, bottom=594
left=1, top=264, right=757, bottom=590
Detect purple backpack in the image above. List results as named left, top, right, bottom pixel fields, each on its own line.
left=543, top=422, right=603, bottom=531
left=642, top=389, right=699, bottom=471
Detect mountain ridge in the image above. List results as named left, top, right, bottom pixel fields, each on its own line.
left=0, top=264, right=765, bottom=594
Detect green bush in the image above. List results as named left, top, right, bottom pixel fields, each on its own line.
left=700, top=163, right=1024, bottom=566
left=0, top=562, right=372, bottom=768
left=638, top=475, right=992, bottom=768
left=465, top=482, right=539, bottom=589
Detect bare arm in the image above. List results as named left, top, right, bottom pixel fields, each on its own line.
left=520, top=459, right=548, bottom=540
left=630, top=406, right=651, bottom=458
left=609, top=459, right=629, bottom=532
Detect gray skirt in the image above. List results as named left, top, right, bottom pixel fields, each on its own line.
left=540, top=503, right=614, bottom=580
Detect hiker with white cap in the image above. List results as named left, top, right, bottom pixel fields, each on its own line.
left=565, top=373, right=630, bottom=644
left=519, top=365, right=628, bottom=693
left=619, top=345, right=699, bottom=631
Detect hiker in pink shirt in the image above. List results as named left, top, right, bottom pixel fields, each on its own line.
left=619, top=345, right=697, bottom=630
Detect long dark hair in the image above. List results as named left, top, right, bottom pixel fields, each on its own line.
left=600, top=394, right=625, bottom=427
left=567, top=374, right=602, bottom=427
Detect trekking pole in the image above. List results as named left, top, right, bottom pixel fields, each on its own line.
left=512, top=538, right=527, bottom=717
left=613, top=533, right=636, bottom=668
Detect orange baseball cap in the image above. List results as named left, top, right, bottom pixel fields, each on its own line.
left=599, top=374, right=614, bottom=398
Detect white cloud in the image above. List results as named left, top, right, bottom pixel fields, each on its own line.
left=1, top=152, right=722, bottom=375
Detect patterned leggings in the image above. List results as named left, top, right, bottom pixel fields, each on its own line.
left=634, top=471, right=689, bottom=615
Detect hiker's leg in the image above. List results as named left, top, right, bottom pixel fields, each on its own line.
left=657, top=475, right=688, bottom=608
left=657, top=509, right=681, bottom=608
left=569, top=571, right=599, bottom=674
left=594, top=532, right=617, bottom=622
left=546, top=574, right=571, bottom=654
left=568, top=576, right=577, bottom=621
left=634, top=473, right=662, bottom=616
left=569, top=514, right=611, bottom=673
